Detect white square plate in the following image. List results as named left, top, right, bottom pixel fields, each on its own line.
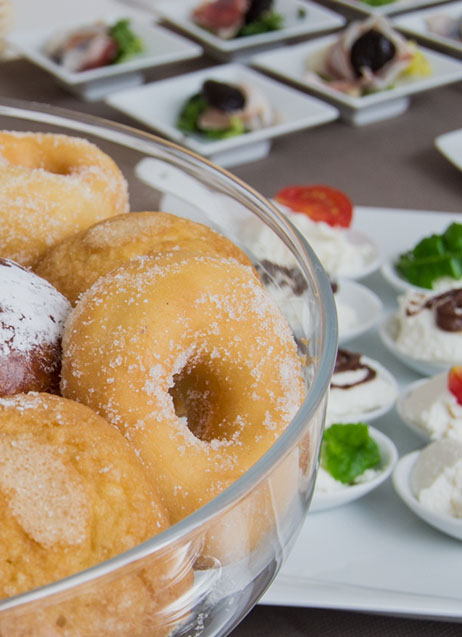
left=252, top=35, right=462, bottom=125
left=435, top=128, right=462, bottom=171
left=154, top=0, right=346, bottom=59
left=105, top=63, right=339, bottom=168
left=393, top=2, right=462, bottom=54
left=325, top=0, right=452, bottom=17
left=6, top=16, right=203, bottom=100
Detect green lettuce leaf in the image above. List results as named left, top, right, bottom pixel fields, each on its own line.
left=176, top=94, right=246, bottom=140
left=237, top=11, right=284, bottom=37
left=109, top=19, right=144, bottom=64
left=396, top=222, right=462, bottom=289
left=321, top=423, right=381, bottom=484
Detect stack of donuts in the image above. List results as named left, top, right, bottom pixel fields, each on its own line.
left=0, top=131, right=306, bottom=635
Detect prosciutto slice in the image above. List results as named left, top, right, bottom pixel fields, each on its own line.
left=310, top=17, right=415, bottom=96
left=192, top=0, right=250, bottom=39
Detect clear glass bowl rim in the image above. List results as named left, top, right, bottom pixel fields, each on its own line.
left=0, top=98, right=338, bottom=611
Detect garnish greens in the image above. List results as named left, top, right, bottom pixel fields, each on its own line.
left=176, top=93, right=245, bottom=140
left=360, top=0, right=396, bottom=6
left=237, top=12, right=284, bottom=37
left=109, top=19, right=144, bottom=64
left=396, top=222, right=462, bottom=289
left=321, top=423, right=381, bottom=484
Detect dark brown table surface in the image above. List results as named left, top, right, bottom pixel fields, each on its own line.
left=0, top=44, right=461, bottom=636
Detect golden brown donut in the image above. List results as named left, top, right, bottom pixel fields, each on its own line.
left=35, top=210, right=253, bottom=305
left=0, top=392, right=193, bottom=636
left=60, top=250, right=306, bottom=526
left=0, top=257, right=71, bottom=396
left=0, top=131, right=129, bottom=267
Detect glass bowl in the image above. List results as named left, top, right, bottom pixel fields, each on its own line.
left=0, top=100, right=337, bottom=637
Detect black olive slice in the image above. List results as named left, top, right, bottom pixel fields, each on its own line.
left=245, top=0, right=273, bottom=24
left=350, top=29, right=397, bottom=78
left=201, top=79, right=245, bottom=112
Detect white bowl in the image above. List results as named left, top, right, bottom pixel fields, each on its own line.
left=311, top=426, right=398, bottom=512
left=252, top=35, right=462, bottom=125
left=379, top=314, right=453, bottom=377
left=327, top=354, right=399, bottom=423
left=397, top=372, right=462, bottom=443
left=336, top=280, right=383, bottom=343
left=6, top=16, right=203, bottom=101
left=393, top=448, right=462, bottom=541
left=381, top=255, right=462, bottom=294
left=154, top=0, right=346, bottom=60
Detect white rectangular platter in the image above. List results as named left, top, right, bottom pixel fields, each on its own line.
left=261, top=207, right=462, bottom=621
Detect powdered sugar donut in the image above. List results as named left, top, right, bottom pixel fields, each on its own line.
left=35, top=210, right=253, bottom=305
left=0, top=131, right=129, bottom=266
left=61, top=250, right=306, bottom=525
left=0, top=258, right=71, bottom=396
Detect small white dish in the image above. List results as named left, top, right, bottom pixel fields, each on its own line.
left=326, top=0, right=452, bottom=17
left=336, top=279, right=383, bottom=343
left=252, top=35, right=462, bottom=125
left=393, top=447, right=462, bottom=541
left=154, top=0, right=346, bottom=61
left=397, top=372, right=462, bottom=443
left=106, top=63, right=339, bottom=168
left=311, top=426, right=398, bottom=512
left=435, top=129, right=462, bottom=172
left=6, top=17, right=203, bottom=101
left=272, top=202, right=382, bottom=280
left=379, top=314, right=453, bottom=376
left=393, top=2, right=462, bottom=55
left=381, top=254, right=462, bottom=293
left=327, top=354, right=399, bottom=423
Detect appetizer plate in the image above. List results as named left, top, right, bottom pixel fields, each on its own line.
left=327, top=355, right=399, bottom=423
left=392, top=449, right=462, bottom=541
left=252, top=36, right=462, bottom=125
left=435, top=128, right=462, bottom=172
left=396, top=372, right=461, bottom=443
left=392, top=2, right=462, bottom=55
left=311, top=426, right=398, bottom=513
left=6, top=17, right=203, bottom=101
left=105, top=64, right=339, bottom=168
left=326, top=0, right=452, bottom=17
left=153, top=0, right=346, bottom=61
left=379, top=313, right=453, bottom=377
left=336, top=280, right=384, bottom=343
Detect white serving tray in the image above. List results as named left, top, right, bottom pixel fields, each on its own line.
left=261, top=207, right=462, bottom=620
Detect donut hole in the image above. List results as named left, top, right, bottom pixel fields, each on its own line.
left=1, top=141, right=73, bottom=176
left=169, top=359, right=240, bottom=444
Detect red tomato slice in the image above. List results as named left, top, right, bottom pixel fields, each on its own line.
left=275, top=185, right=353, bottom=228
left=448, top=366, right=462, bottom=406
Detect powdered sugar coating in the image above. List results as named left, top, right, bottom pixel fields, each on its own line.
left=0, top=258, right=71, bottom=357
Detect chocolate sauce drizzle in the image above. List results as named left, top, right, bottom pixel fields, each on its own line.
left=331, top=349, right=376, bottom=390
left=406, top=288, right=462, bottom=333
